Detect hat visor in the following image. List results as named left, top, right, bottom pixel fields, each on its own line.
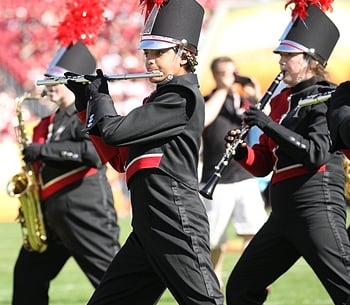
left=138, top=40, right=177, bottom=50
left=44, top=66, right=68, bottom=78
left=273, top=43, right=306, bottom=54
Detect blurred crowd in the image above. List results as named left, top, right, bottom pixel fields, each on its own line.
left=0, top=0, right=220, bottom=218
left=0, top=0, right=219, bottom=142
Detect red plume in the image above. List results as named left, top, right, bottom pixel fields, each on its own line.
left=56, top=0, right=107, bottom=46
left=139, top=0, right=166, bottom=22
left=285, top=0, right=334, bottom=20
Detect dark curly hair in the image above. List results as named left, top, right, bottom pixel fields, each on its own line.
left=173, top=47, right=198, bottom=73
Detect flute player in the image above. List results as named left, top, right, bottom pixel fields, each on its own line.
left=64, top=0, right=224, bottom=304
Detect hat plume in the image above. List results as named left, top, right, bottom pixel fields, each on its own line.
left=56, top=0, right=107, bottom=46
left=139, top=0, right=167, bottom=21
left=285, top=0, right=334, bottom=20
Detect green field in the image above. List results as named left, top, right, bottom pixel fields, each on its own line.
left=0, top=216, right=334, bottom=305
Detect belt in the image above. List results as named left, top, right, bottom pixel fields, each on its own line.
left=125, top=154, right=163, bottom=183
left=40, top=167, right=98, bottom=200
left=271, top=164, right=326, bottom=185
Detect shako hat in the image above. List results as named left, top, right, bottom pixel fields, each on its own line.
left=44, top=0, right=106, bottom=77
left=138, top=0, right=204, bottom=55
left=274, top=0, right=339, bottom=67
left=45, top=41, right=96, bottom=77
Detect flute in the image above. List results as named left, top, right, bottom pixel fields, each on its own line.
left=199, top=71, right=285, bottom=200
left=36, top=71, right=164, bottom=86
left=297, top=90, right=335, bottom=107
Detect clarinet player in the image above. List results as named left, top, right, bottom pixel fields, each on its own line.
left=224, top=3, right=350, bottom=305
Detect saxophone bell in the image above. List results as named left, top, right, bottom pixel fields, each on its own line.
left=7, top=172, right=29, bottom=197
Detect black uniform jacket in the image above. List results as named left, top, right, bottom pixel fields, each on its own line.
left=33, top=104, right=103, bottom=199
left=84, top=73, right=204, bottom=190
left=237, top=78, right=344, bottom=186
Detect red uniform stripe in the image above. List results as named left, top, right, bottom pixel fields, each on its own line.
left=271, top=164, right=326, bottom=185
left=40, top=167, right=98, bottom=200
left=125, top=154, right=163, bottom=183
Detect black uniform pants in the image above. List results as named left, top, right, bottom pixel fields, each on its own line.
left=87, top=169, right=224, bottom=305
left=226, top=174, right=350, bottom=305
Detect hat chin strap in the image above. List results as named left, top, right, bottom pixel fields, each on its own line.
left=162, top=46, right=185, bottom=83
left=295, top=55, right=312, bottom=84
left=159, top=39, right=188, bottom=84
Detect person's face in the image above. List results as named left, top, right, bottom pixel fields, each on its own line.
left=44, top=83, right=74, bottom=107
left=279, top=52, right=314, bottom=86
left=143, top=47, right=186, bottom=83
left=212, top=61, right=236, bottom=90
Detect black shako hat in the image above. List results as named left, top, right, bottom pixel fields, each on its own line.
left=139, top=0, right=204, bottom=55
left=274, top=4, right=339, bottom=67
left=44, top=0, right=105, bottom=77
left=44, top=40, right=96, bottom=77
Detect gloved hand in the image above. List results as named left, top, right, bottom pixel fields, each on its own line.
left=85, top=69, right=109, bottom=99
left=224, top=129, right=248, bottom=160
left=329, top=81, right=350, bottom=112
left=64, top=72, right=89, bottom=111
left=22, top=143, right=43, bottom=163
left=243, top=106, right=272, bottom=130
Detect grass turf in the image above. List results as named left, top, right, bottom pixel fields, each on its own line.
left=0, top=216, right=334, bottom=305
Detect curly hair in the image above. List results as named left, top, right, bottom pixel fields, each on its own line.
left=173, top=47, right=198, bottom=73
left=184, top=50, right=198, bottom=73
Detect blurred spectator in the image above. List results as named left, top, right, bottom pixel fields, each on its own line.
left=200, top=56, right=268, bottom=286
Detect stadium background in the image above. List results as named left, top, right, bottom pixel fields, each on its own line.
left=1, top=0, right=350, bottom=221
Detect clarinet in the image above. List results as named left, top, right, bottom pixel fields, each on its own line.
left=199, top=71, right=285, bottom=200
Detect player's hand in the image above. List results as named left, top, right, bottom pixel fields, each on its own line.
left=85, top=69, right=109, bottom=98
left=22, top=143, right=43, bottom=163
left=244, top=106, right=272, bottom=130
left=64, top=72, right=89, bottom=111
left=225, top=129, right=248, bottom=160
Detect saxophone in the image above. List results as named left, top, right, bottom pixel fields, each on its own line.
left=344, top=156, right=350, bottom=204
left=7, top=93, right=48, bottom=253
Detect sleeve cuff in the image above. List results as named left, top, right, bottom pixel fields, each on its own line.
left=84, top=94, right=117, bottom=132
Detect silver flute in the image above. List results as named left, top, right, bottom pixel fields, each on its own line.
left=36, top=71, right=164, bottom=86
left=298, top=90, right=335, bottom=107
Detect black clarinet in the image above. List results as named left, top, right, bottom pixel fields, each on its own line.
left=199, top=71, right=285, bottom=200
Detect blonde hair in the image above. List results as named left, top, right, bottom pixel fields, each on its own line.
left=305, top=54, right=328, bottom=81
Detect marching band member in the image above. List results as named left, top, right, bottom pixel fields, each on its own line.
left=66, top=0, right=224, bottom=304
left=12, top=2, right=121, bottom=303
left=224, top=2, right=350, bottom=304
left=12, top=41, right=120, bottom=305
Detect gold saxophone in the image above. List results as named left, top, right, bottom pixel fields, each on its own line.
left=344, top=156, right=350, bottom=204
left=7, top=93, right=48, bottom=253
